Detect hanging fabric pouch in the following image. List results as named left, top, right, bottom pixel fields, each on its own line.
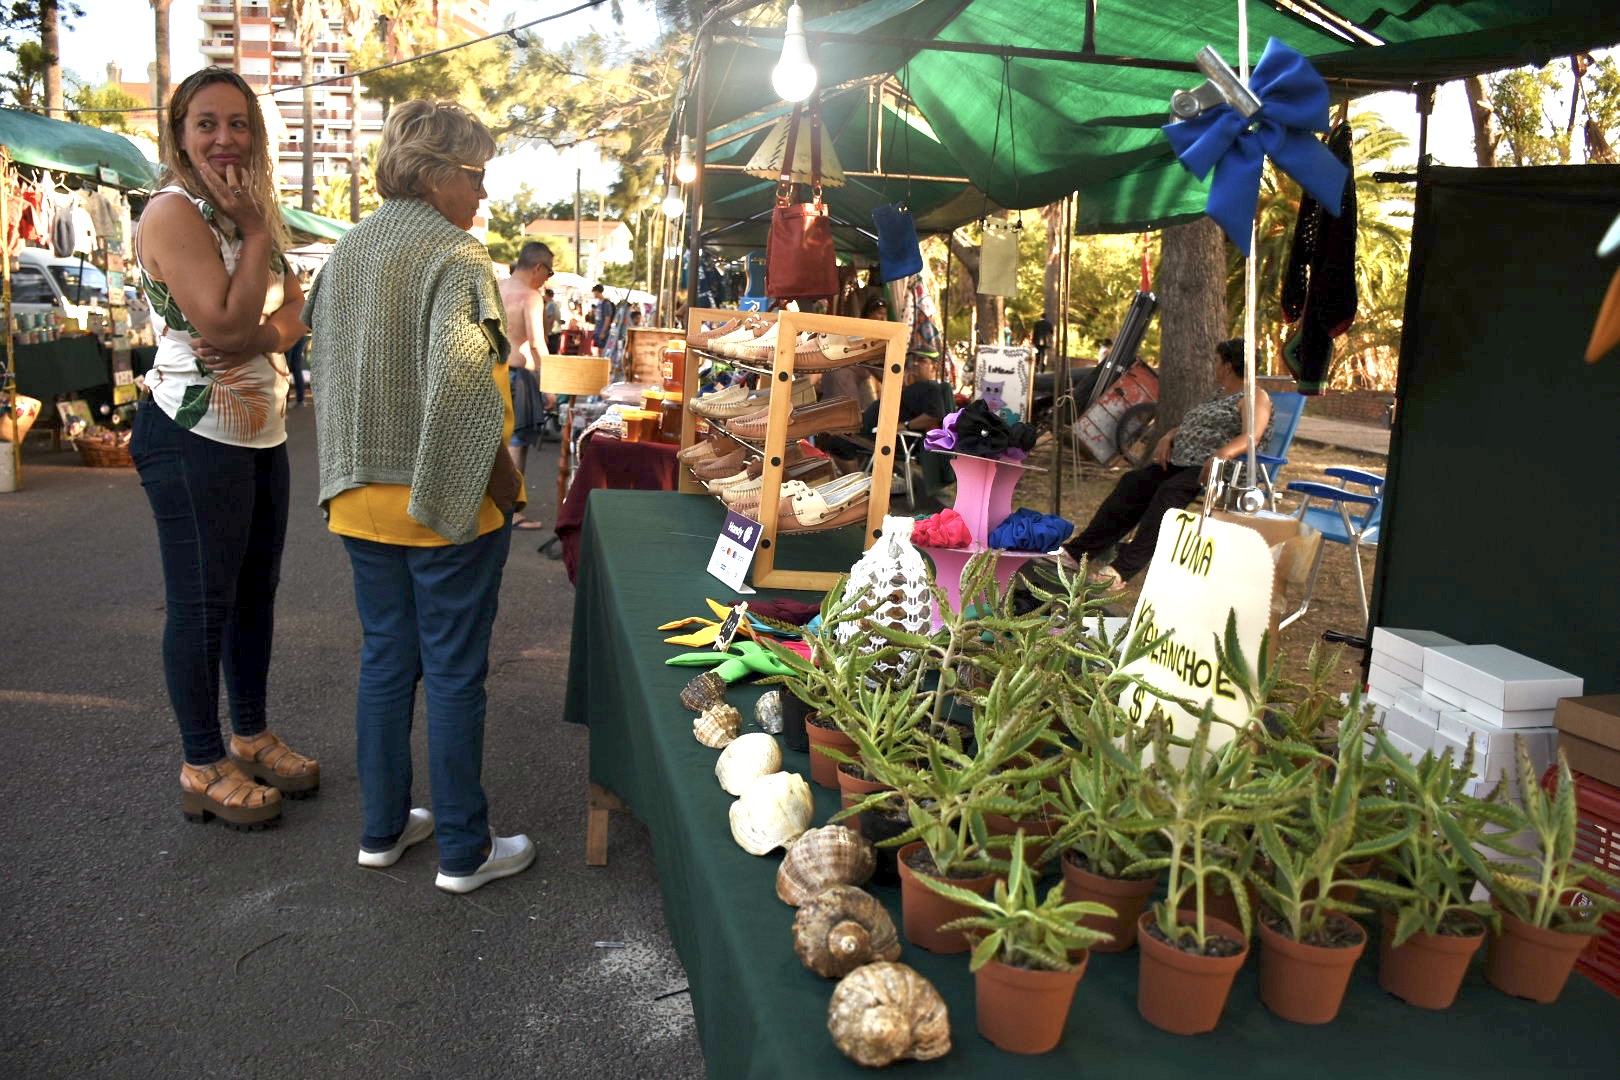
left=765, top=99, right=839, bottom=302
left=871, top=202, right=922, bottom=282
left=977, top=219, right=1018, bottom=296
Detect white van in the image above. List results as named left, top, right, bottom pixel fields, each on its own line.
left=11, top=248, right=110, bottom=331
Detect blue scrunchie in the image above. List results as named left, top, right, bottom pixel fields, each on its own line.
left=988, top=508, right=1074, bottom=552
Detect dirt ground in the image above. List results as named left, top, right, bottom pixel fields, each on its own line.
left=1007, top=436, right=1387, bottom=703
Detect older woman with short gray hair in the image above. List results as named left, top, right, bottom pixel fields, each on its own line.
left=305, top=99, right=534, bottom=894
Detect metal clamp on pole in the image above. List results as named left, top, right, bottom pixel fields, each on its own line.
left=1170, top=46, right=1262, bottom=119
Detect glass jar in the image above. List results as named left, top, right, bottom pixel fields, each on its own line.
left=659, top=390, right=685, bottom=443
left=661, top=339, right=687, bottom=394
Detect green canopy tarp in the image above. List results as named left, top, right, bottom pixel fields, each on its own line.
left=0, top=107, right=160, bottom=190
left=690, top=0, right=1620, bottom=234
left=280, top=204, right=351, bottom=243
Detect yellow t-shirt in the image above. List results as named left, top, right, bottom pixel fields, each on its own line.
left=328, top=362, right=518, bottom=546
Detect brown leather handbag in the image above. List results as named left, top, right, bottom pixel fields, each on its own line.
left=765, top=97, right=839, bottom=302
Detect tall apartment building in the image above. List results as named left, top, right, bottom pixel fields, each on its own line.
left=197, top=1, right=491, bottom=202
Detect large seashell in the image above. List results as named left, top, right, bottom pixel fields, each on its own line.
left=679, top=670, right=727, bottom=713
left=693, top=703, right=742, bottom=748
left=827, top=961, right=950, bottom=1067
left=715, top=731, right=781, bottom=794
left=793, top=884, right=900, bottom=978
left=755, top=690, right=784, bottom=734
left=776, top=825, right=876, bottom=906
left=728, top=771, right=813, bottom=856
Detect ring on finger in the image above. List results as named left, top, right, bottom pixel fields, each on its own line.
left=231, top=188, right=244, bottom=196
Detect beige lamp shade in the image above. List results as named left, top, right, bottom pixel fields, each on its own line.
left=540, top=355, right=611, bottom=396
left=743, top=114, right=846, bottom=186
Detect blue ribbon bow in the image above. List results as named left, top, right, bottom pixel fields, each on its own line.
left=1162, top=38, right=1348, bottom=256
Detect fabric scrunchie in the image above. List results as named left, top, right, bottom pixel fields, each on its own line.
left=988, top=507, right=1074, bottom=552
left=912, top=507, right=972, bottom=548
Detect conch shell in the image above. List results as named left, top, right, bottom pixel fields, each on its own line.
left=715, top=731, right=781, bottom=795
left=827, top=961, right=950, bottom=1067
left=793, top=884, right=900, bottom=978
left=728, top=771, right=813, bottom=856
left=775, top=825, right=876, bottom=906
left=679, top=670, right=726, bottom=712
left=693, top=703, right=742, bottom=748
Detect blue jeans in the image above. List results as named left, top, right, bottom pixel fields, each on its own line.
left=131, top=399, right=289, bottom=765
left=343, top=521, right=512, bottom=873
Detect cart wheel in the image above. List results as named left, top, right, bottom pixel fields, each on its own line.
left=1115, top=402, right=1157, bottom=467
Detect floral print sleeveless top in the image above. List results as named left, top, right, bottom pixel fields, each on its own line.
left=138, top=186, right=288, bottom=448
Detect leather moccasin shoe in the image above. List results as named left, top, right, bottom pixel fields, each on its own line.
left=358, top=808, right=435, bottom=868
left=435, top=834, right=537, bottom=894
left=693, top=449, right=747, bottom=479
left=727, top=396, right=861, bottom=442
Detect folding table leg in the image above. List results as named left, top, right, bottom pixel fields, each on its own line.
left=586, top=781, right=623, bottom=866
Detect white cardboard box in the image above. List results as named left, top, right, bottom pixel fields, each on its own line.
left=1394, top=687, right=1453, bottom=727
left=1421, top=644, right=1584, bottom=712
left=1368, top=661, right=1419, bottom=698
left=1369, top=651, right=1423, bottom=686
left=1370, top=627, right=1465, bottom=671
left=1420, top=672, right=1559, bottom=729
left=1384, top=705, right=1438, bottom=751
left=1382, top=728, right=1427, bottom=763
left=1367, top=683, right=1400, bottom=710
left=1437, top=710, right=1526, bottom=759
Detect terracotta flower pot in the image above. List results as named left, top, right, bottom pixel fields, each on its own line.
left=1136, top=911, right=1250, bottom=1035
left=1179, top=878, right=1257, bottom=939
left=896, top=840, right=998, bottom=954
left=974, top=954, right=1088, bottom=1054
left=805, top=718, right=857, bottom=790
left=779, top=692, right=812, bottom=753
left=983, top=812, right=1062, bottom=869
left=1377, top=909, right=1485, bottom=1009
left=835, top=763, right=894, bottom=811
left=857, top=805, right=911, bottom=887
left=1485, top=909, right=1594, bottom=1004
left=1258, top=912, right=1368, bottom=1025
left=1059, top=853, right=1158, bottom=953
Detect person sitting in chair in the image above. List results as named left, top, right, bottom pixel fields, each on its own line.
left=1063, top=338, right=1271, bottom=594
left=818, top=353, right=952, bottom=474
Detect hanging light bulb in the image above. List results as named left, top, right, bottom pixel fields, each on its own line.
left=661, top=182, right=685, bottom=218
left=771, top=3, right=818, bottom=103
left=675, top=135, right=697, bottom=185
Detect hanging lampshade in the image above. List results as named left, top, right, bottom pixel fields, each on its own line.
left=743, top=113, right=846, bottom=187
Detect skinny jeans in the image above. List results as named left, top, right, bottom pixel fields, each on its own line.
left=131, top=399, right=289, bottom=765
left=1063, top=462, right=1203, bottom=581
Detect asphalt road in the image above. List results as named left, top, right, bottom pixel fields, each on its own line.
left=0, top=407, right=706, bottom=1080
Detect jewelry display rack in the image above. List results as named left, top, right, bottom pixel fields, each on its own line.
left=681, top=307, right=910, bottom=591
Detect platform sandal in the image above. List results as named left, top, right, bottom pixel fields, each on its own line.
left=180, top=759, right=282, bottom=829
left=228, top=731, right=321, bottom=799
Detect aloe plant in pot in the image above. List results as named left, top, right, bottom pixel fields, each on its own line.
left=1479, top=742, right=1620, bottom=1003
left=1126, top=710, right=1311, bottom=1035
left=920, top=833, right=1118, bottom=1055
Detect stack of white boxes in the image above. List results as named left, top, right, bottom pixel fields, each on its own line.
left=1366, top=629, right=1581, bottom=800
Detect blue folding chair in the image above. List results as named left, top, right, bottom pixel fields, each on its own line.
left=1236, top=391, right=1305, bottom=508
left=1279, top=466, right=1385, bottom=630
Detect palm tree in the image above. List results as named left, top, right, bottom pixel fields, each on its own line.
left=278, top=0, right=334, bottom=211
left=335, top=0, right=376, bottom=222
left=151, top=0, right=173, bottom=160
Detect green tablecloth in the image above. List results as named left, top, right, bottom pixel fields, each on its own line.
left=11, top=337, right=108, bottom=401
left=564, top=490, right=1620, bottom=1080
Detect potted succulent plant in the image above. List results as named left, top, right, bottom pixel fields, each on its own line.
left=1126, top=710, right=1310, bottom=1035
left=1479, top=742, right=1620, bottom=1003
left=1368, top=731, right=1518, bottom=1010
left=920, top=832, right=1118, bottom=1054
left=1252, top=715, right=1410, bottom=1024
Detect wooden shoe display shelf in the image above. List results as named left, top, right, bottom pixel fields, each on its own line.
left=916, top=451, right=1049, bottom=627
left=679, top=307, right=909, bottom=591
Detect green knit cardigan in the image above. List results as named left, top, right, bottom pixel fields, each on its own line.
left=305, top=198, right=510, bottom=545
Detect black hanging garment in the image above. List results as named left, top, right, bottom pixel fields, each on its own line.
left=1280, top=122, right=1357, bottom=394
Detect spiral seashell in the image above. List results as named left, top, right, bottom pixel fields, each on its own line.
left=775, top=825, right=876, bottom=906
left=679, top=670, right=727, bottom=713
left=827, top=962, right=950, bottom=1067
left=715, top=731, right=781, bottom=794
left=728, top=771, right=813, bottom=856
left=793, top=884, right=900, bottom=978
left=754, top=690, right=784, bottom=734
left=693, top=703, right=742, bottom=748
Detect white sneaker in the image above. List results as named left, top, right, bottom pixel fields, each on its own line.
left=357, top=808, right=435, bottom=868
left=434, top=834, right=536, bottom=894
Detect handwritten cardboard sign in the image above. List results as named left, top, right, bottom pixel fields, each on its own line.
left=1117, top=509, right=1274, bottom=752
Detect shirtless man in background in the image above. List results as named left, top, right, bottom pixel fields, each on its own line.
left=500, top=241, right=554, bottom=530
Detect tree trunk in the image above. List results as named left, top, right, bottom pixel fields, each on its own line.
left=1465, top=74, right=1498, bottom=167
left=42, top=0, right=63, bottom=117
left=301, top=54, right=316, bottom=210
left=1152, top=217, right=1226, bottom=439
left=153, top=0, right=173, bottom=164
left=232, top=0, right=243, bottom=71
left=1042, top=199, right=1065, bottom=360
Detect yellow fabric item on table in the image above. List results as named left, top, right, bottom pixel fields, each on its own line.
left=328, top=362, right=517, bottom=546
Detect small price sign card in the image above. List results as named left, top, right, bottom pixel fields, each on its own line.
left=1117, top=509, right=1273, bottom=756
left=706, top=510, right=761, bottom=593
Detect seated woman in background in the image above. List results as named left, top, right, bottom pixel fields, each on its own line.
left=1063, top=337, right=1271, bottom=593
